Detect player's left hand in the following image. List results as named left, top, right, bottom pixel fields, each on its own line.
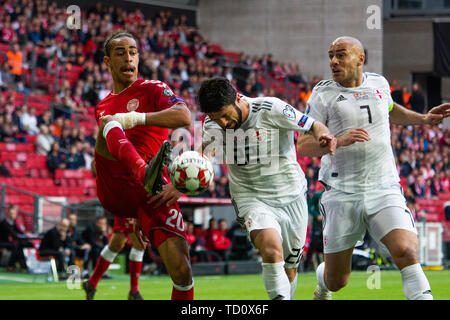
left=319, top=134, right=337, bottom=155
left=146, top=183, right=182, bottom=209
left=425, top=103, right=450, bottom=125
left=133, top=219, right=149, bottom=249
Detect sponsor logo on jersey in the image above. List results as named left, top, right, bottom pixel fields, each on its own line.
left=282, top=105, right=296, bottom=120
left=353, top=93, right=370, bottom=101
left=126, top=98, right=139, bottom=111
left=168, top=96, right=184, bottom=105
left=298, top=115, right=308, bottom=127
left=163, top=88, right=174, bottom=97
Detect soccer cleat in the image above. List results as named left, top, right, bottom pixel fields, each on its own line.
left=143, top=140, right=172, bottom=195
left=128, top=291, right=144, bottom=300
left=82, top=280, right=96, bottom=300
left=313, top=284, right=332, bottom=300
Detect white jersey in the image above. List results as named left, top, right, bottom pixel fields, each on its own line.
left=202, top=96, right=315, bottom=206
left=306, top=72, right=398, bottom=193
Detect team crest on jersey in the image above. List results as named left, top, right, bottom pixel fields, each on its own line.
left=126, top=98, right=139, bottom=111
left=282, top=105, right=296, bottom=120
left=163, top=88, right=174, bottom=97
left=353, top=93, right=370, bottom=101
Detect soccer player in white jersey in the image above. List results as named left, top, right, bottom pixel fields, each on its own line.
left=297, top=36, right=450, bottom=300
left=198, top=77, right=337, bottom=300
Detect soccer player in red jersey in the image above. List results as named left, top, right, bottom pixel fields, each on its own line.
left=84, top=217, right=147, bottom=300
left=82, top=30, right=194, bottom=300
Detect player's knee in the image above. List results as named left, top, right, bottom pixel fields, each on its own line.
left=390, top=242, right=418, bottom=262
left=171, top=262, right=192, bottom=285
left=99, top=115, right=114, bottom=130
left=108, top=233, right=126, bottom=252
left=260, top=246, right=283, bottom=263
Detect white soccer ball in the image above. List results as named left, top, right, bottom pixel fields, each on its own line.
left=169, top=151, right=214, bottom=196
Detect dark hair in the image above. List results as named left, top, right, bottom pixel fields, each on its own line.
left=197, top=77, right=236, bottom=113
left=103, top=30, right=135, bottom=57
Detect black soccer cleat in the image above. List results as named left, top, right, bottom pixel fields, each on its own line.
left=128, top=291, right=144, bottom=300
left=143, top=140, right=172, bottom=195
left=82, top=280, right=96, bottom=300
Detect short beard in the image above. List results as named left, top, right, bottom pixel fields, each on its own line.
left=233, top=104, right=243, bottom=129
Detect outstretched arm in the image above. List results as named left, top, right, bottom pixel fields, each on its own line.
left=296, top=121, right=337, bottom=157
left=390, top=102, right=450, bottom=126
left=112, top=103, right=192, bottom=129
left=297, top=126, right=370, bottom=157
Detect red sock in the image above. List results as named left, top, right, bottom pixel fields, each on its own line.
left=105, top=126, right=146, bottom=180
left=171, top=285, right=194, bottom=300
left=89, top=256, right=111, bottom=289
left=129, top=260, right=142, bottom=294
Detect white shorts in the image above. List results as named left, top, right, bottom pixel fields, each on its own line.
left=320, top=184, right=417, bottom=254
left=231, top=195, right=308, bottom=269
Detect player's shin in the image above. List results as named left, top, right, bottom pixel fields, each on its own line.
left=89, top=245, right=118, bottom=289
left=129, top=248, right=145, bottom=294
left=262, top=261, right=291, bottom=300
left=171, top=279, right=194, bottom=300
left=103, top=121, right=146, bottom=180
left=400, top=263, right=433, bottom=300
left=290, top=273, right=298, bottom=300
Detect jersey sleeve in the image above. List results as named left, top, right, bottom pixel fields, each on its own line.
left=266, top=98, right=315, bottom=133
left=149, top=80, right=186, bottom=111
left=305, top=87, right=328, bottom=125
left=202, top=116, right=224, bottom=155
left=382, top=77, right=395, bottom=112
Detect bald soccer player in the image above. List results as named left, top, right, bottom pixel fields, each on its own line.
left=297, top=36, right=450, bottom=300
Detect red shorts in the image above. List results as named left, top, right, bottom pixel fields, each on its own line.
left=112, top=217, right=135, bottom=236
left=95, top=152, right=187, bottom=249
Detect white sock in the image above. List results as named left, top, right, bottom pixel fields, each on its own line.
left=262, top=261, right=291, bottom=300
left=290, top=273, right=298, bottom=300
left=400, top=263, right=433, bottom=300
left=129, top=248, right=145, bottom=262
left=173, top=279, right=194, bottom=291
left=316, top=262, right=330, bottom=291
left=112, top=111, right=146, bottom=130
left=103, top=120, right=124, bottom=139
left=101, top=245, right=118, bottom=263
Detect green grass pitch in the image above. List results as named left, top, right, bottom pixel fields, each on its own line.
left=0, top=269, right=449, bottom=300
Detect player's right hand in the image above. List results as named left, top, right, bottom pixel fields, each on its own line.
left=146, top=183, right=182, bottom=209
left=337, top=128, right=371, bottom=147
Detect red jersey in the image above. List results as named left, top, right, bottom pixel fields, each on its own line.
left=95, top=79, right=184, bottom=163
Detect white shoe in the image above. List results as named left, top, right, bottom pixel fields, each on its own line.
left=313, top=284, right=332, bottom=300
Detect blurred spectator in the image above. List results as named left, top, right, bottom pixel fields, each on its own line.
left=20, top=106, right=39, bottom=135
left=0, top=61, right=13, bottom=91
left=65, top=144, right=85, bottom=170
left=409, top=83, right=425, bottom=114
left=67, top=213, right=91, bottom=277
left=0, top=204, right=28, bottom=271
left=211, top=219, right=231, bottom=261
left=39, top=218, right=72, bottom=276
left=304, top=190, right=324, bottom=272
left=82, top=216, right=109, bottom=269
left=36, top=124, right=55, bottom=155
left=46, top=142, right=66, bottom=173
left=6, top=43, right=23, bottom=82
left=215, top=176, right=231, bottom=198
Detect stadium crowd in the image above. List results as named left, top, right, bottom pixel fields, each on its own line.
left=0, top=0, right=449, bottom=274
